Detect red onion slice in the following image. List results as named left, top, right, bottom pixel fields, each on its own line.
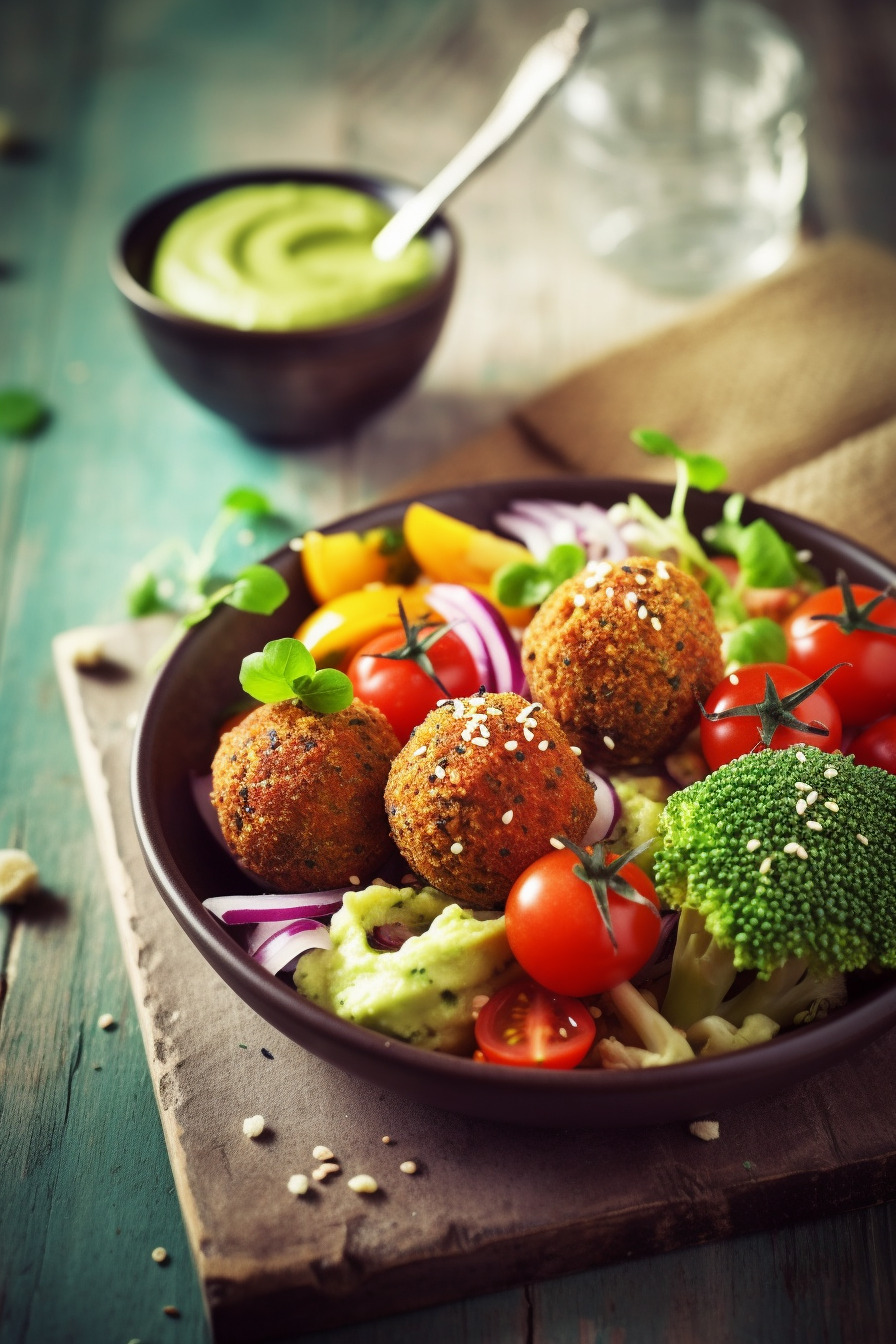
left=251, top=918, right=332, bottom=975
left=427, top=583, right=526, bottom=695
left=246, top=919, right=301, bottom=956
left=495, top=500, right=630, bottom=564
left=369, top=921, right=419, bottom=950
left=583, top=770, right=622, bottom=845
left=203, top=890, right=346, bottom=925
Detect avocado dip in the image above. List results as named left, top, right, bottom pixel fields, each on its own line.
left=295, top=884, right=519, bottom=1052
left=151, top=183, right=435, bottom=330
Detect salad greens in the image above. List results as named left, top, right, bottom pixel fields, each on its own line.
left=492, top=542, right=587, bottom=607
left=240, top=637, right=353, bottom=714
left=0, top=386, right=48, bottom=437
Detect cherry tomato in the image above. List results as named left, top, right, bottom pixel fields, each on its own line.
left=347, top=624, right=479, bottom=743
left=785, top=582, right=896, bottom=726
left=504, top=847, right=661, bottom=997
left=699, top=662, right=842, bottom=770
left=851, top=715, right=896, bottom=775
left=474, top=978, right=596, bottom=1069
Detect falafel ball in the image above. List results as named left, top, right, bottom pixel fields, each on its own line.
left=212, top=698, right=400, bottom=891
left=385, top=691, right=596, bottom=907
left=521, top=556, right=723, bottom=767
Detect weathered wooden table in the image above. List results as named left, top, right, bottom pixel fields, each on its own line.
left=2, top=1, right=895, bottom=1341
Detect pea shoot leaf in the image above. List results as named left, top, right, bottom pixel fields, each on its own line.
left=222, top=486, right=272, bottom=515
left=703, top=494, right=802, bottom=589
left=631, top=427, right=728, bottom=492
left=0, top=387, right=48, bottom=437
left=225, top=564, right=289, bottom=614
left=240, top=638, right=353, bottom=713
left=494, top=542, right=587, bottom=607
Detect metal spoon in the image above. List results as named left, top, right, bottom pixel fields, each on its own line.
left=371, top=8, right=595, bottom=262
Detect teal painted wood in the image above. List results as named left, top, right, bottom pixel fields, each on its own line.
left=2, top=0, right=896, bottom=1341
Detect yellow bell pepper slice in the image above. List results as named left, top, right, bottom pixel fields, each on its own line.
left=294, top=584, right=432, bottom=670
left=299, top=526, right=417, bottom=604
left=403, top=503, right=533, bottom=589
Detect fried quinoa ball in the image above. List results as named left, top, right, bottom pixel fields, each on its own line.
left=522, top=556, right=724, bottom=768
left=385, top=691, right=596, bottom=907
left=212, top=698, right=400, bottom=891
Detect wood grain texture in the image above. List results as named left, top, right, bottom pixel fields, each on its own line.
left=3, top=0, right=896, bottom=1341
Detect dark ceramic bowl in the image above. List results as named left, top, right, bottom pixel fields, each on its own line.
left=131, top=479, right=896, bottom=1126
left=111, top=167, right=458, bottom=444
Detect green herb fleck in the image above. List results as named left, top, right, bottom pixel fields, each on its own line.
left=0, top=387, right=48, bottom=437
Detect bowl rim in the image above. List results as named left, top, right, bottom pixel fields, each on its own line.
left=131, top=476, right=896, bottom=1112
left=109, top=164, right=460, bottom=340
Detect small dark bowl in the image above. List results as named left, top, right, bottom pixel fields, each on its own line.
left=131, top=479, right=896, bottom=1126
left=111, top=167, right=458, bottom=444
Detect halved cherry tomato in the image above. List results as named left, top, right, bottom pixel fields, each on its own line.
left=474, top=978, right=596, bottom=1069
left=699, top=662, right=842, bottom=770
left=505, top=847, right=661, bottom=997
left=785, top=581, right=896, bottom=726
left=851, top=715, right=896, bottom=775
left=347, top=622, right=479, bottom=743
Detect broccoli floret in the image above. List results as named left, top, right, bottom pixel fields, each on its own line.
left=719, top=962, right=847, bottom=1029
left=654, top=746, right=896, bottom=1030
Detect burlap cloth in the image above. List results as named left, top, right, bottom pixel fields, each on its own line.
left=398, top=235, right=896, bottom=565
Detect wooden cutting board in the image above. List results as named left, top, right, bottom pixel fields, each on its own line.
left=54, top=617, right=896, bottom=1344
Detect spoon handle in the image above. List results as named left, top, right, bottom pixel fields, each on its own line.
left=372, top=8, right=594, bottom=261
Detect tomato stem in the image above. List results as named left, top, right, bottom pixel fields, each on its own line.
left=368, top=597, right=453, bottom=695
left=810, top=570, right=896, bottom=637
left=699, top=663, right=848, bottom=746
left=553, top=836, right=658, bottom=952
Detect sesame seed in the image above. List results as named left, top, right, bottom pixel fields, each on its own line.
left=461, top=729, right=472, bottom=741
left=637, top=605, right=648, bottom=620
left=502, top=810, right=514, bottom=824
left=471, top=736, right=489, bottom=747
left=783, top=842, right=799, bottom=854
left=806, top=819, right=823, bottom=832
left=796, top=751, right=807, bottom=762
left=538, top=740, right=549, bottom=751
left=399, top=1161, right=418, bottom=1175
left=824, top=800, right=839, bottom=812
left=570, top=745, right=582, bottom=756
left=824, top=767, right=838, bottom=778
left=472, top=995, right=490, bottom=1011
left=486, top=706, right=502, bottom=715
left=470, top=697, right=485, bottom=707
left=795, top=799, right=807, bottom=815
left=504, top=739, right=518, bottom=751
left=635, top=573, right=648, bottom=586
left=288, top=536, right=304, bottom=551
left=805, top=789, right=818, bottom=805
left=759, top=857, right=773, bottom=875
left=746, top=838, right=761, bottom=852
left=625, top=592, right=638, bottom=605
left=347, top=1174, right=378, bottom=1194
left=573, top=594, right=586, bottom=608
left=593, top=562, right=612, bottom=580
left=549, top=837, right=565, bottom=850
left=453, top=699, right=464, bottom=716
left=349, top=875, right=360, bottom=885
left=97, top=1013, right=116, bottom=1031
left=434, top=766, right=446, bottom=779
left=650, top=616, right=662, bottom=631
left=312, top=1163, right=340, bottom=1181
left=795, top=782, right=810, bottom=791
left=558, top=1027, right=569, bottom=1038
left=412, top=746, right=426, bottom=756
left=450, top=842, right=463, bottom=855
left=583, top=574, right=600, bottom=589
left=858, top=834, right=869, bottom=846
left=163, top=1306, right=181, bottom=1319
left=796, top=549, right=813, bottom=563
left=605, top=586, right=615, bottom=598
left=242, top=1115, right=265, bottom=1138
left=589, top=1006, right=603, bottom=1019
left=523, top=728, right=534, bottom=742
left=730, top=674, right=739, bottom=686
left=151, top=1247, right=169, bottom=1264
left=795, top=844, right=809, bottom=860
left=287, top=1174, right=310, bottom=1195
left=603, top=735, right=615, bottom=751
left=312, top=1145, right=334, bottom=1161
left=382, top=1135, right=393, bottom=1143
left=656, top=561, right=670, bottom=580
left=480, top=726, right=490, bottom=738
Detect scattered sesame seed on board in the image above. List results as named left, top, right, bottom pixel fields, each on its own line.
left=97, top=1013, right=116, bottom=1031
left=689, top=1120, right=720, bottom=1142
left=151, top=1247, right=168, bottom=1264
left=382, top=1135, right=393, bottom=1143
left=312, top=1145, right=334, bottom=1161
left=399, top=1161, right=418, bottom=1175
left=242, top=1115, right=265, bottom=1138
left=347, top=1174, right=378, bottom=1194
left=312, top=1162, right=340, bottom=1181
left=287, top=1173, right=310, bottom=1196
left=163, top=1306, right=181, bottom=1318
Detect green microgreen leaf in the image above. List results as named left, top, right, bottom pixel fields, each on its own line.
left=0, top=387, right=48, bottom=437
left=224, top=564, right=289, bottom=615
left=126, top=568, right=169, bottom=618
left=722, top=616, right=788, bottom=670
left=239, top=638, right=353, bottom=713
left=493, top=542, right=586, bottom=608
left=630, top=427, right=728, bottom=492
left=222, top=486, right=272, bottom=515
